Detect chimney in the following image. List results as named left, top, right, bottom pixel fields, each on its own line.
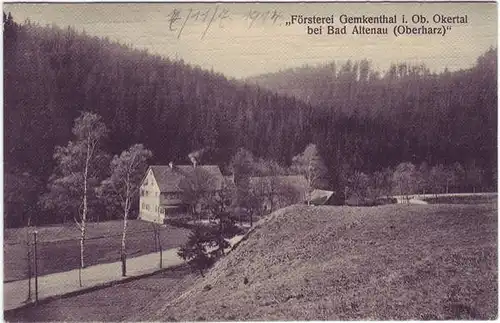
left=169, top=161, right=173, bottom=169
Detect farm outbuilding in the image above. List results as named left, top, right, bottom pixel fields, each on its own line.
left=309, top=189, right=337, bottom=205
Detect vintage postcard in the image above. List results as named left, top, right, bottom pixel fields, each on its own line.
left=3, top=1, right=497, bottom=321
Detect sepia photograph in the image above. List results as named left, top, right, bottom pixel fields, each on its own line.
left=2, top=1, right=498, bottom=321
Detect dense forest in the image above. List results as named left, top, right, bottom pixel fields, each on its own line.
left=247, top=51, right=497, bottom=169
left=3, top=13, right=497, bottom=227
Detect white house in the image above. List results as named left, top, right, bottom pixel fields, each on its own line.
left=139, top=163, right=223, bottom=223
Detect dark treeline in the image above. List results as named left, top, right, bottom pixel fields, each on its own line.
left=3, top=14, right=497, bottom=227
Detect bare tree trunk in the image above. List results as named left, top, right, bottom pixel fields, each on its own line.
left=25, top=219, right=32, bottom=302
left=121, top=197, right=129, bottom=277
left=158, top=227, right=163, bottom=268
left=152, top=223, right=158, bottom=252
left=79, top=225, right=85, bottom=286
left=82, top=169, right=88, bottom=272
left=79, top=198, right=87, bottom=287
left=79, top=137, right=92, bottom=287
left=79, top=175, right=88, bottom=287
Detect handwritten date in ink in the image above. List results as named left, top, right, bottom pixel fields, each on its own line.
left=167, top=7, right=284, bottom=39
left=243, top=9, right=284, bottom=28
left=167, top=7, right=230, bottom=39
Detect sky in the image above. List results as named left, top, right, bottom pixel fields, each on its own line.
left=4, top=2, right=498, bottom=79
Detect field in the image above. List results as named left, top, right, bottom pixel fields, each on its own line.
left=4, top=220, right=190, bottom=282
left=4, top=202, right=497, bottom=321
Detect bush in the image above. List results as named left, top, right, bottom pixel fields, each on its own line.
left=374, top=197, right=398, bottom=205
left=177, top=213, right=243, bottom=277
left=177, top=226, right=216, bottom=276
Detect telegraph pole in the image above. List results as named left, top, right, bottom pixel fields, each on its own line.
left=33, top=230, right=38, bottom=304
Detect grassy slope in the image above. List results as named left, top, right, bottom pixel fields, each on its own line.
left=150, top=203, right=497, bottom=321
left=4, top=220, right=190, bottom=281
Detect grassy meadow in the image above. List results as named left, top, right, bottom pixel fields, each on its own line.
left=4, top=220, right=190, bottom=282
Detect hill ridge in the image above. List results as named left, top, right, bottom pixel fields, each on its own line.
left=147, top=203, right=497, bottom=321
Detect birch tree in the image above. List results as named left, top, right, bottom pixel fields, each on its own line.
left=97, top=144, right=152, bottom=276
left=42, top=112, right=108, bottom=286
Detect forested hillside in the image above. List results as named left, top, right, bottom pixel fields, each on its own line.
left=247, top=51, right=497, bottom=173
left=4, top=15, right=312, bottom=176
left=3, top=14, right=497, bottom=227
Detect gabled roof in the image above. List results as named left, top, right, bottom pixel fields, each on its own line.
left=310, top=189, right=335, bottom=205
left=148, top=165, right=223, bottom=193
left=223, top=175, right=308, bottom=195
left=249, top=175, right=308, bottom=191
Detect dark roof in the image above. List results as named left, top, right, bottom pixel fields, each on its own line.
left=149, top=165, right=223, bottom=193
left=224, top=175, right=308, bottom=195
left=249, top=175, right=308, bottom=190
left=310, top=189, right=335, bottom=205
